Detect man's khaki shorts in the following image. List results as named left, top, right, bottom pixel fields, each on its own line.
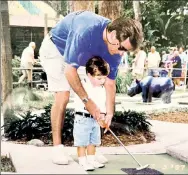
left=39, top=34, right=86, bottom=92
left=39, top=34, right=71, bottom=92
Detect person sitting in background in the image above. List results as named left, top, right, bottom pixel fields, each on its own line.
left=18, top=42, right=36, bottom=87
left=73, top=56, right=109, bottom=171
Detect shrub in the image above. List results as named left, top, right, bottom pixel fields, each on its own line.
left=116, top=71, right=133, bottom=93
left=5, top=104, right=74, bottom=143
left=112, top=110, right=151, bottom=134
left=5, top=111, right=49, bottom=140
left=3, top=108, right=20, bottom=133
left=12, top=58, right=21, bottom=82
left=4, top=104, right=151, bottom=143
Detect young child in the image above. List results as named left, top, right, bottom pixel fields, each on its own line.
left=73, top=56, right=110, bottom=171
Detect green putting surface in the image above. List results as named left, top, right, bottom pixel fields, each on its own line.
left=86, top=154, right=188, bottom=174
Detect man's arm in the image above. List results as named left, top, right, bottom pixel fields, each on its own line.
left=65, top=65, right=88, bottom=99
left=104, top=77, right=116, bottom=115
left=103, top=77, right=116, bottom=130
left=64, top=64, right=100, bottom=119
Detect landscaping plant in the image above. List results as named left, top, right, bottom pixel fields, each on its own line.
left=4, top=104, right=151, bottom=143
left=116, top=71, right=133, bottom=93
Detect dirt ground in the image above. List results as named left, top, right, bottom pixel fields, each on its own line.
left=62, top=131, right=155, bottom=147
left=9, top=131, right=156, bottom=147
left=100, top=131, right=155, bottom=146
left=150, top=111, right=188, bottom=123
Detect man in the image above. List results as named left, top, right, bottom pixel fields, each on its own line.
left=132, top=46, right=146, bottom=80
left=146, top=46, right=161, bottom=76
left=39, top=11, right=143, bottom=165
left=18, top=42, right=36, bottom=87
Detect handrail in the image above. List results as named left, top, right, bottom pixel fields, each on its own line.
left=12, top=62, right=188, bottom=90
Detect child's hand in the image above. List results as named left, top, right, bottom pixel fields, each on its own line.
left=97, top=113, right=106, bottom=128
left=97, top=120, right=106, bottom=128
left=97, top=113, right=113, bottom=133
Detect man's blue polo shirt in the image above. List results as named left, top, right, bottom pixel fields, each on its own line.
left=51, top=11, right=121, bottom=80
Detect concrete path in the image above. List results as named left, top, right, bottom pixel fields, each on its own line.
left=1, top=91, right=188, bottom=174
left=68, top=92, right=188, bottom=112
left=1, top=119, right=188, bottom=174
left=150, top=120, right=188, bottom=163
left=167, top=141, right=188, bottom=163
left=86, top=155, right=188, bottom=174
left=1, top=142, right=87, bottom=174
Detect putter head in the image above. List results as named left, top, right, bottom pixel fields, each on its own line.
left=136, top=164, right=149, bottom=170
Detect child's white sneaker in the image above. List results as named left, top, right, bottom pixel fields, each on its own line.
left=79, top=162, right=95, bottom=171
left=78, top=156, right=95, bottom=171
left=52, top=145, right=69, bottom=165
left=89, top=160, right=105, bottom=168
left=87, top=155, right=105, bottom=168
left=95, top=154, right=108, bottom=164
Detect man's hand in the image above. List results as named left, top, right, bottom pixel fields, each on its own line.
left=104, top=114, right=113, bottom=133
left=85, top=99, right=100, bottom=120
left=97, top=113, right=113, bottom=133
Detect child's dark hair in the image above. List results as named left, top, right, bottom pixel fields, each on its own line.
left=86, top=56, right=110, bottom=76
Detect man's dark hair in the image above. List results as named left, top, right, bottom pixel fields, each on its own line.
left=86, top=56, right=110, bottom=76
left=107, top=17, right=143, bottom=50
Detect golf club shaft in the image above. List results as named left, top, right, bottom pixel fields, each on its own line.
left=109, top=128, right=142, bottom=167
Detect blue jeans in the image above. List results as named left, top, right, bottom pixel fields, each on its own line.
left=73, top=114, right=101, bottom=147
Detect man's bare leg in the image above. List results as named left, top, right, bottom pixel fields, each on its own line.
left=51, top=91, right=70, bottom=164
left=51, top=91, right=70, bottom=145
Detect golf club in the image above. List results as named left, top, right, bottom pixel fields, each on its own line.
left=108, top=128, right=149, bottom=170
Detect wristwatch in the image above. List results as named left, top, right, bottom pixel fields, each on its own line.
left=82, top=97, right=90, bottom=104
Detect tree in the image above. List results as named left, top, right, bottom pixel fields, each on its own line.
left=46, top=1, right=62, bottom=17
left=138, top=0, right=188, bottom=50
left=0, top=0, right=13, bottom=105
left=98, top=0, right=123, bottom=21
left=133, top=1, right=142, bottom=21
left=69, top=1, right=95, bottom=13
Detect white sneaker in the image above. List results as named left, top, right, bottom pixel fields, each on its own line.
left=95, top=154, right=108, bottom=164
left=52, top=145, right=69, bottom=165
left=79, top=162, right=95, bottom=171
left=78, top=156, right=95, bottom=171
left=89, top=160, right=105, bottom=168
